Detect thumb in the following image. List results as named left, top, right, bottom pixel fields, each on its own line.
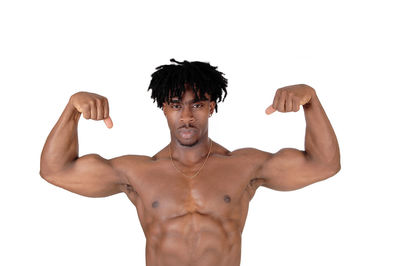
left=265, top=105, right=276, bottom=115
left=104, top=116, right=113, bottom=129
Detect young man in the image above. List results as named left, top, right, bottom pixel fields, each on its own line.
left=40, top=59, right=340, bottom=266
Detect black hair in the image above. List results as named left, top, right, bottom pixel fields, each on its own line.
left=148, top=59, right=228, bottom=113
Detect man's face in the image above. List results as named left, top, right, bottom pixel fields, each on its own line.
left=163, top=85, right=215, bottom=147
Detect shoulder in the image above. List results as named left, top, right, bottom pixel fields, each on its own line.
left=110, top=154, right=153, bottom=165
left=227, top=148, right=274, bottom=176
left=231, top=147, right=273, bottom=161
left=109, top=154, right=153, bottom=182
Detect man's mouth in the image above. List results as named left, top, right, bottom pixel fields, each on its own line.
left=178, top=128, right=196, bottom=139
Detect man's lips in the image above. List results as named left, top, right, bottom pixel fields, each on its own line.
left=179, top=125, right=197, bottom=130
left=178, top=127, right=197, bottom=138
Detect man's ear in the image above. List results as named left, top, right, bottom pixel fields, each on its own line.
left=162, top=103, right=167, bottom=116
left=209, top=101, right=216, bottom=116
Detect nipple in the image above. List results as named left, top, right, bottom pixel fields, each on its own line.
left=152, top=200, right=159, bottom=208
left=223, top=195, right=231, bottom=203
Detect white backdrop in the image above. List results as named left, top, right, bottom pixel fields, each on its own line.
left=1, top=0, right=399, bottom=265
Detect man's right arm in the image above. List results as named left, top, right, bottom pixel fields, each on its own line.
left=39, top=92, right=126, bottom=198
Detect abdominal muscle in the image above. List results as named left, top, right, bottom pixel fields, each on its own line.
left=144, top=212, right=242, bottom=266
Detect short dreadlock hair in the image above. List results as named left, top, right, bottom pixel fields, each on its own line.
left=148, top=59, right=228, bottom=113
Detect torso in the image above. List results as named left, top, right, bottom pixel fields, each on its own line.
left=118, top=142, right=266, bottom=266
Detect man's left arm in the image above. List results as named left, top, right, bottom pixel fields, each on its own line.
left=254, top=84, right=341, bottom=191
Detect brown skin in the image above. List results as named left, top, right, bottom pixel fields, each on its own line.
left=40, top=84, right=340, bottom=266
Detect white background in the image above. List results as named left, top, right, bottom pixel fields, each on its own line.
left=1, top=0, right=399, bottom=265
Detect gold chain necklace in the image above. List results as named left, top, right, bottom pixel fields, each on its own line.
left=169, top=139, right=213, bottom=178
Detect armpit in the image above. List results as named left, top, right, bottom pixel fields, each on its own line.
left=120, top=183, right=140, bottom=205
left=245, top=178, right=266, bottom=200
left=120, top=183, right=137, bottom=195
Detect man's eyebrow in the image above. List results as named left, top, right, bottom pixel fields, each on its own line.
left=170, top=98, right=204, bottom=104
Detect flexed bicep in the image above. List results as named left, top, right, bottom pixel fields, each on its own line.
left=257, top=148, right=335, bottom=191
left=43, top=154, right=127, bottom=198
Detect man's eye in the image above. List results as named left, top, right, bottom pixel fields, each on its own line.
left=193, top=103, right=203, bottom=108
left=171, top=104, right=181, bottom=109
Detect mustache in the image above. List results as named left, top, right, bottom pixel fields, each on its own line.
left=179, top=124, right=196, bottom=129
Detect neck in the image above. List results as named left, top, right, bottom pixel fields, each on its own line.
left=169, top=136, right=212, bottom=166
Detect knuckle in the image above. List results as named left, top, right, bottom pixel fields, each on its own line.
left=81, top=103, right=90, bottom=111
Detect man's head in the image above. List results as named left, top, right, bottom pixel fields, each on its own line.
left=148, top=59, right=228, bottom=146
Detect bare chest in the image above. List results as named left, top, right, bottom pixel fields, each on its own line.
left=123, top=157, right=256, bottom=228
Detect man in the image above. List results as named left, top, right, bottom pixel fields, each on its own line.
left=40, top=59, right=340, bottom=266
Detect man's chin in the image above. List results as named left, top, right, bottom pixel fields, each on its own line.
left=177, top=137, right=199, bottom=147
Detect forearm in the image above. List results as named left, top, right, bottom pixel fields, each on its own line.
left=303, top=88, right=340, bottom=169
left=40, top=99, right=81, bottom=176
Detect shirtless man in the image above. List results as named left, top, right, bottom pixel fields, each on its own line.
left=40, top=59, right=340, bottom=266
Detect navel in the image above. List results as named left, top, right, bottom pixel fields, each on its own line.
left=152, top=200, right=159, bottom=208
left=223, top=195, right=231, bottom=203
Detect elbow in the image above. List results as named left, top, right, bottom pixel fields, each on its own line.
left=330, top=153, right=341, bottom=175
left=320, top=151, right=341, bottom=179
left=322, top=161, right=341, bottom=180
left=39, top=168, right=57, bottom=184
left=330, top=162, right=341, bottom=176
left=39, top=168, right=49, bottom=179
left=39, top=163, right=51, bottom=179
left=39, top=169, right=52, bottom=183
left=39, top=159, right=52, bottom=180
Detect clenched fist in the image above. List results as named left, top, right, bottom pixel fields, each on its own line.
left=265, top=84, right=315, bottom=115
left=69, top=91, right=113, bottom=128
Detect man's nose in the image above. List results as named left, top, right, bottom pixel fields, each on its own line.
left=180, top=105, right=194, bottom=123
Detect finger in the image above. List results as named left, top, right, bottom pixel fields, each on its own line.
left=104, top=116, right=113, bottom=129
left=96, top=99, right=104, bottom=120
left=286, top=93, right=293, bottom=112
left=277, top=90, right=286, bottom=112
left=272, top=90, right=281, bottom=110
left=265, top=105, right=276, bottom=115
left=103, top=98, right=109, bottom=119
left=293, top=98, right=300, bottom=112
left=82, top=104, right=91, bottom=119
left=89, top=101, right=97, bottom=119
